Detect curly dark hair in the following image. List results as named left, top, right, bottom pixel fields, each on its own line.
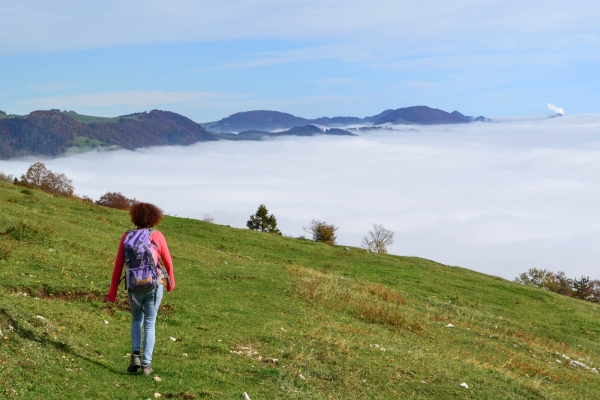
left=129, top=202, right=164, bottom=228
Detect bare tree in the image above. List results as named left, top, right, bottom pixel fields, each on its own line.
left=362, top=224, right=395, bottom=254
left=202, top=213, right=215, bottom=223
left=0, top=172, right=14, bottom=183
left=303, top=219, right=338, bottom=245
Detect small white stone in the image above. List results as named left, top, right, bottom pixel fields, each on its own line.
left=154, top=393, right=162, bottom=398
left=36, top=315, right=45, bottom=320
left=153, top=376, right=162, bottom=382
left=242, top=392, right=251, bottom=400
left=103, top=320, right=109, bottom=325
left=460, top=382, right=469, bottom=388
left=182, top=353, right=188, bottom=357
left=170, top=337, right=177, bottom=341
left=446, top=323, right=454, bottom=328
left=298, top=374, right=306, bottom=381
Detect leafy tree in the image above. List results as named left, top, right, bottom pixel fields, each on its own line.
left=304, top=219, right=337, bottom=245
left=95, top=192, right=137, bottom=210
left=572, top=276, right=600, bottom=303
left=514, top=268, right=573, bottom=295
left=246, top=204, right=281, bottom=235
left=20, top=162, right=49, bottom=188
left=362, top=223, right=395, bottom=254
left=18, top=162, right=74, bottom=196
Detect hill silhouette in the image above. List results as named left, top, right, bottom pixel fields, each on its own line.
left=0, top=106, right=490, bottom=159
left=213, top=125, right=355, bottom=140
left=0, top=109, right=215, bottom=159
left=204, top=106, right=488, bottom=132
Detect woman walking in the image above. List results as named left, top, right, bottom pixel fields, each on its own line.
left=107, top=202, right=176, bottom=375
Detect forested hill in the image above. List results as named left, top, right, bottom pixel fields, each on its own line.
left=0, top=109, right=216, bottom=159
left=203, top=106, right=490, bottom=133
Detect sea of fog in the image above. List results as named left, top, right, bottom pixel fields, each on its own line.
left=2, top=114, right=600, bottom=280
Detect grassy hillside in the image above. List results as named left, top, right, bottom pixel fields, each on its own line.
left=1, top=182, right=599, bottom=399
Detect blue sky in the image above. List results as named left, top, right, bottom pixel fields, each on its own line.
left=1, top=0, right=599, bottom=122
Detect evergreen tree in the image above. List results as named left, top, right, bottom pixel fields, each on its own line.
left=247, top=204, right=281, bottom=235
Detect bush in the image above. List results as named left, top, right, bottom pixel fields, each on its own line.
left=95, top=192, right=137, bottom=210
left=362, top=224, right=395, bottom=254
left=304, top=219, right=337, bottom=245
left=0, top=172, right=14, bottom=183
left=202, top=214, right=215, bottom=223
left=514, top=268, right=572, bottom=296
left=17, top=162, right=74, bottom=196
left=246, top=204, right=281, bottom=234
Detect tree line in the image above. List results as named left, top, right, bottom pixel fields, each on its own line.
left=245, top=204, right=395, bottom=253
left=514, top=268, right=600, bottom=304
left=1, top=163, right=396, bottom=253
left=1, top=162, right=137, bottom=210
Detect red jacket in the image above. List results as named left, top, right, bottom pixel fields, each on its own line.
left=107, top=229, right=175, bottom=302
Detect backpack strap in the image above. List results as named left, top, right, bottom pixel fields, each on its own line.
left=149, top=229, right=174, bottom=289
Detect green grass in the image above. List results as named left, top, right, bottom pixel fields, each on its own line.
left=60, top=111, right=142, bottom=124
left=1, top=182, right=599, bottom=399
left=0, top=113, right=24, bottom=121
left=69, top=136, right=106, bottom=148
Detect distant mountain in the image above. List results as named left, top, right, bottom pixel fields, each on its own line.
left=0, top=105, right=489, bottom=159
left=213, top=125, right=355, bottom=141
left=450, top=111, right=492, bottom=123
left=204, top=106, right=489, bottom=132
left=373, top=106, right=468, bottom=125
left=0, top=109, right=215, bottom=159
left=361, top=109, right=395, bottom=123
left=202, top=111, right=310, bottom=133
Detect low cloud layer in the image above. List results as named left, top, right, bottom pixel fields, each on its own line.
left=2, top=114, right=600, bottom=280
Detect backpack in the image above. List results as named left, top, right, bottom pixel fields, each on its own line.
left=123, top=228, right=161, bottom=293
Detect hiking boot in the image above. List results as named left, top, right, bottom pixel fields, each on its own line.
left=127, top=354, right=141, bottom=373
left=142, top=363, right=153, bottom=376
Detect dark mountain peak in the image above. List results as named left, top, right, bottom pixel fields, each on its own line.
left=374, top=106, right=468, bottom=125
left=362, top=109, right=395, bottom=123
left=205, top=110, right=310, bottom=132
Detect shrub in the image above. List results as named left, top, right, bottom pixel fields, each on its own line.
left=247, top=204, right=281, bottom=235
left=95, top=192, right=137, bottom=210
left=572, top=276, right=600, bottom=303
left=202, top=214, right=215, bottom=223
left=17, top=162, right=74, bottom=196
left=362, top=223, right=395, bottom=254
left=304, top=219, right=337, bottom=245
left=0, top=172, right=14, bottom=183
left=514, top=268, right=572, bottom=296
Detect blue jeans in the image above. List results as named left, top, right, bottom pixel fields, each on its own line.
left=129, top=284, right=164, bottom=365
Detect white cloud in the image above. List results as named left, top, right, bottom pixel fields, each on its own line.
left=547, top=103, right=565, bottom=115
left=16, top=90, right=253, bottom=111
left=1, top=0, right=598, bottom=55
left=2, top=114, right=600, bottom=279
